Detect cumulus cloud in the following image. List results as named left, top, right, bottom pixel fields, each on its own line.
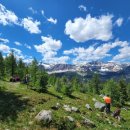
left=0, top=38, right=9, bottom=43
left=0, top=4, right=19, bottom=26
left=112, top=43, right=130, bottom=62
left=115, top=18, right=123, bottom=27
left=0, top=44, right=10, bottom=53
left=65, top=14, right=113, bottom=42
left=21, top=17, right=41, bottom=34
left=0, top=3, right=42, bottom=34
left=35, top=36, right=62, bottom=54
left=78, top=5, right=87, bottom=12
left=47, top=17, right=57, bottom=24
left=34, top=36, right=69, bottom=64
left=14, top=41, right=22, bottom=46
left=64, top=40, right=129, bottom=64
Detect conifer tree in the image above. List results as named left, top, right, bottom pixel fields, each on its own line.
left=90, top=73, right=100, bottom=94
left=55, top=78, right=62, bottom=92
left=29, top=58, right=38, bottom=86
left=17, top=58, right=25, bottom=79
left=103, top=79, right=120, bottom=106
left=119, top=78, right=128, bottom=106
left=38, top=72, right=48, bottom=92
left=64, top=82, right=73, bottom=96
left=4, top=50, right=17, bottom=77
left=0, top=52, right=5, bottom=79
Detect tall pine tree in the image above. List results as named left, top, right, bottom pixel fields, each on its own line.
left=4, top=50, right=17, bottom=77
left=0, top=52, right=5, bottom=79
left=119, top=78, right=128, bottom=106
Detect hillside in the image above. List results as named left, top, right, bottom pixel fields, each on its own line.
left=0, top=80, right=130, bottom=130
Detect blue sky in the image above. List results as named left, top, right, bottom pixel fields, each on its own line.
left=0, top=0, right=130, bottom=64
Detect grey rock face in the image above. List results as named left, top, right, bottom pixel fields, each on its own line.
left=35, top=110, right=52, bottom=123
left=85, top=104, right=92, bottom=111
left=94, top=101, right=105, bottom=112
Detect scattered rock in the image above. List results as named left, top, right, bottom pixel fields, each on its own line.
left=63, top=105, right=80, bottom=113
left=82, top=117, right=96, bottom=128
left=85, top=104, right=92, bottom=111
left=99, top=94, right=105, bottom=97
left=94, top=102, right=105, bottom=112
left=63, top=105, right=71, bottom=112
left=122, top=107, right=128, bottom=111
left=67, top=116, right=74, bottom=122
left=71, top=106, right=79, bottom=113
left=92, top=98, right=97, bottom=102
left=35, top=110, right=52, bottom=123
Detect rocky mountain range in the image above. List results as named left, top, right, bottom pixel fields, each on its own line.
left=40, top=61, right=130, bottom=81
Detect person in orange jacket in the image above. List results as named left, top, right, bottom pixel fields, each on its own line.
left=104, top=94, right=111, bottom=113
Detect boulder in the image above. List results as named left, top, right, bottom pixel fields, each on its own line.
left=92, top=98, right=97, bottom=102
left=94, top=102, right=105, bottom=112
left=85, top=104, right=92, bottom=111
left=63, top=105, right=71, bottom=112
left=82, top=117, right=96, bottom=128
left=67, top=116, right=74, bottom=122
left=35, top=110, right=52, bottom=123
left=71, top=106, right=79, bottom=112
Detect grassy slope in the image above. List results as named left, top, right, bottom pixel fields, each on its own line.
left=0, top=81, right=130, bottom=130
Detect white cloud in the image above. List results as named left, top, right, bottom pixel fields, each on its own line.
left=34, top=36, right=62, bottom=54
left=64, top=40, right=129, bottom=64
left=112, top=44, right=130, bottom=62
left=28, top=7, right=37, bottom=14
left=34, top=36, right=69, bottom=64
left=65, top=14, right=113, bottom=42
left=21, top=17, right=41, bottom=34
left=0, top=44, right=10, bottom=53
left=0, top=4, right=19, bottom=26
left=14, top=41, right=22, bottom=46
left=0, top=38, right=9, bottom=43
left=24, top=43, right=31, bottom=49
left=23, top=56, right=33, bottom=64
left=47, top=17, right=57, bottom=24
left=44, top=56, right=70, bottom=64
left=78, top=5, right=87, bottom=12
left=115, top=18, right=123, bottom=27
left=41, top=10, right=45, bottom=16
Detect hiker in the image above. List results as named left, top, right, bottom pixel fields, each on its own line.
left=113, top=106, right=121, bottom=121
left=104, top=94, right=111, bottom=113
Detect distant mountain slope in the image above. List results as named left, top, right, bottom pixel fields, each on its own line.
left=40, top=62, right=130, bottom=81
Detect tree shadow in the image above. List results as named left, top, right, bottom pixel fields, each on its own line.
left=46, top=91, right=63, bottom=100
left=0, top=90, right=31, bottom=122
left=67, top=95, right=81, bottom=99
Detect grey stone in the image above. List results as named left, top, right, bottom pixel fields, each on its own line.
left=35, top=110, right=52, bottom=123
left=63, top=105, right=71, bottom=112
left=85, top=104, right=92, bottom=111
left=67, top=116, right=74, bottom=122
left=94, top=101, right=105, bottom=112
left=82, top=117, right=96, bottom=128
left=71, top=106, right=79, bottom=112
left=92, top=98, right=97, bottom=102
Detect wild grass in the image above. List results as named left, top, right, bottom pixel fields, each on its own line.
left=0, top=80, right=130, bottom=130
